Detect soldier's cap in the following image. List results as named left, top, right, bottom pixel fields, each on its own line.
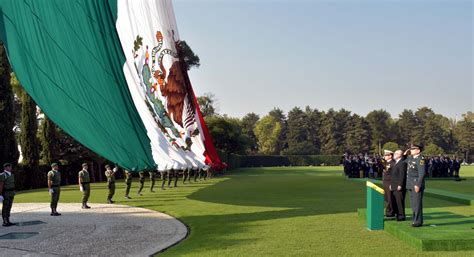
left=410, top=144, right=424, bottom=151
left=3, top=163, right=12, bottom=168
left=105, top=164, right=111, bottom=169
left=383, top=150, right=394, bottom=155
left=82, top=162, right=88, bottom=167
left=51, top=163, right=59, bottom=168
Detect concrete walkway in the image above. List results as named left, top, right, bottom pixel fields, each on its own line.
left=0, top=203, right=188, bottom=256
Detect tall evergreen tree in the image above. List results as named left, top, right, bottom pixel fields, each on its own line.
left=39, top=115, right=58, bottom=165
left=344, top=115, right=371, bottom=153
left=454, top=112, right=473, bottom=161
left=18, top=87, right=40, bottom=188
left=305, top=106, right=322, bottom=154
left=319, top=109, right=339, bottom=154
left=268, top=108, right=287, bottom=154
left=0, top=43, right=19, bottom=165
left=366, top=109, right=392, bottom=153
left=241, top=112, right=260, bottom=154
left=284, top=107, right=316, bottom=155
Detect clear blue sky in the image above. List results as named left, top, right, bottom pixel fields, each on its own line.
left=173, top=0, right=473, bottom=119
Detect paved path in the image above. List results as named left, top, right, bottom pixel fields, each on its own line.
left=0, top=203, right=188, bottom=256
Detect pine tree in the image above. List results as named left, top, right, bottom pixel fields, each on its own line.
left=0, top=43, right=19, bottom=165
left=241, top=113, right=260, bottom=154
left=39, top=115, right=58, bottom=165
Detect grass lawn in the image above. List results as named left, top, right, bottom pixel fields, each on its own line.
left=13, top=166, right=473, bottom=257
left=427, top=166, right=474, bottom=195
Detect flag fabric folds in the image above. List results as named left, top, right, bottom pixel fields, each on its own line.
left=0, top=0, right=224, bottom=171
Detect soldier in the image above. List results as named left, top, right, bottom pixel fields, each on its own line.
left=0, top=163, right=16, bottom=226
left=137, top=171, right=145, bottom=196
left=47, top=163, right=62, bottom=216
left=149, top=170, right=156, bottom=192
left=104, top=165, right=117, bottom=204
left=403, top=144, right=426, bottom=227
left=78, top=163, right=91, bottom=209
left=392, top=150, right=407, bottom=221
left=124, top=169, right=132, bottom=199
left=182, top=168, right=190, bottom=184
left=160, top=170, right=168, bottom=190
left=382, top=150, right=395, bottom=218
left=168, top=169, right=175, bottom=188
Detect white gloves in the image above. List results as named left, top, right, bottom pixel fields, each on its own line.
left=397, top=186, right=402, bottom=191
left=0, top=195, right=3, bottom=202
left=80, top=186, right=84, bottom=192
left=49, top=189, right=55, bottom=194
left=113, top=167, right=118, bottom=172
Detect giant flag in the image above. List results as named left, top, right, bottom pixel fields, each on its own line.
left=0, top=0, right=224, bottom=172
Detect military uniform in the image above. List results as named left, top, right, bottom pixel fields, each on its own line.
left=160, top=170, right=168, bottom=190
left=382, top=158, right=396, bottom=217
left=48, top=164, right=61, bottom=216
left=78, top=167, right=91, bottom=209
left=105, top=167, right=116, bottom=203
left=149, top=171, right=156, bottom=192
left=1, top=164, right=15, bottom=226
left=124, top=170, right=132, bottom=198
left=137, top=171, right=145, bottom=195
left=404, top=150, right=426, bottom=227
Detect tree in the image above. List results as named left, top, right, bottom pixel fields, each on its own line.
left=0, top=43, right=20, bottom=165
left=254, top=115, right=282, bottom=155
left=366, top=109, right=393, bottom=154
left=284, top=107, right=317, bottom=155
left=197, top=93, right=216, bottom=117
left=18, top=87, right=40, bottom=188
left=268, top=108, right=287, bottom=154
left=397, top=109, right=417, bottom=146
left=178, top=40, right=200, bottom=71
left=319, top=109, right=339, bottom=154
left=382, top=142, right=399, bottom=152
left=241, top=113, right=260, bottom=154
left=454, top=112, right=473, bottom=161
left=424, top=143, right=445, bottom=156
left=39, top=115, right=58, bottom=165
left=344, top=115, right=371, bottom=154
left=205, top=115, right=249, bottom=154
left=305, top=107, right=322, bottom=154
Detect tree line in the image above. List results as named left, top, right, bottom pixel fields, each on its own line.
left=199, top=94, right=473, bottom=160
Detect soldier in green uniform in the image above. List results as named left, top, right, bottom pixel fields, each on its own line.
left=183, top=168, right=191, bottom=184
left=124, top=170, right=132, bottom=199
left=160, top=170, right=168, bottom=190
left=104, top=165, right=117, bottom=204
left=402, top=144, right=426, bottom=227
left=78, top=163, right=91, bottom=209
left=0, top=163, right=16, bottom=226
left=137, top=171, right=145, bottom=196
left=149, top=170, right=156, bottom=192
left=47, top=163, right=62, bottom=216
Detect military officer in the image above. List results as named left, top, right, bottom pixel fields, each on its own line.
left=403, top=144, right=426, bottom=227
left=149, top=170, right=156, bottom=192
left=0, top=163, right=16, bottom=226
left=382, top=150, right=396, bottom=218
left=47, top=163, right=62, bottom=216
left=78, top=163, right=91, bottom=209
left=124, top=169, right=132, bottom=199
left=104, top=165, right=117, bottom=204
left=137, top=171, right=145, bottom=196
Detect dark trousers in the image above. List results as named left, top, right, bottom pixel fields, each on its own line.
left=409, top=189, right=424, bottom=225
left=2, top=194, right=14, bottom=219
left=383, top=181, right=394, bottom=217
left=392, top=189, right=406, bottom=219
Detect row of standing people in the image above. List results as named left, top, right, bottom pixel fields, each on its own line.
left=0, top=162, right=212, bottom=226
left=343, top=153, right=462, bottom=179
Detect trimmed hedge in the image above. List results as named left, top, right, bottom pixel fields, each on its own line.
left=218, top=151, right=342, bottom=170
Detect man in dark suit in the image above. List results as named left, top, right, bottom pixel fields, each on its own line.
left=391, top=150, right=407, bottom=221
left=382, top=150, right=396, bottom=218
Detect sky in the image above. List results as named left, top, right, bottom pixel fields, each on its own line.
left=173, top=0, right=473, bottom=120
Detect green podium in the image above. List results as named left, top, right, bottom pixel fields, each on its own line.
left=366, top=181, right=385, bottom=230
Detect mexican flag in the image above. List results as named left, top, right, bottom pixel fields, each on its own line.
left=0, top=0, right=225, bottom=172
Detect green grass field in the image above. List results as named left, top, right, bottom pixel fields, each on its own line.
left=13, top=166, right=474, bottom=257
left=427, top=166, right=474, bottom=195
